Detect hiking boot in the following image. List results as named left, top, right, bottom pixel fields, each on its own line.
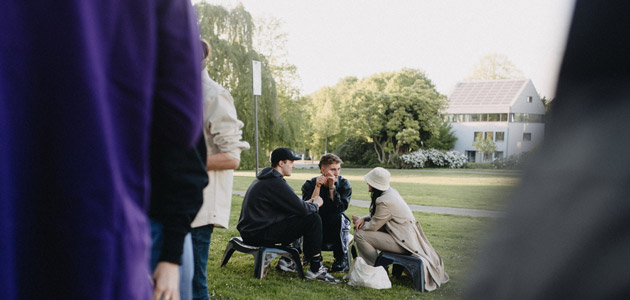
left=276, top=257, right=297, bottom=273
left=330, top=258, right=349, bottom=273
left=305, top=265, right=341, bottom=284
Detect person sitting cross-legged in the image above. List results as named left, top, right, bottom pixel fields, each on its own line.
left=236, top=148, right=341, bottom=283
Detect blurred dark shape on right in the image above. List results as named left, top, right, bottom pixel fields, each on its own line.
left=464, top=0, right=630, bottom=299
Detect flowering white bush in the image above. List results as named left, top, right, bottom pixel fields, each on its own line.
left=445, top=150, right=467, bottom=168
left=400, top=149, right=467, bottom=169
left=425, top=148, right=446, bottom=167
left=400, top=150, right=428, bottom=168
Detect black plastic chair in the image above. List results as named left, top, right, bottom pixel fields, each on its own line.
left=374, top=251, right=424, bottom=292
left=220, top=237, right=305, bottom=279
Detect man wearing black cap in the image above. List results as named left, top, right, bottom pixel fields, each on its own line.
left=237, top=148, right=340, bottom=283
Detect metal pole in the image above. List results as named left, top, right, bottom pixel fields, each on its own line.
left=254, top=95, right=259, bottom=175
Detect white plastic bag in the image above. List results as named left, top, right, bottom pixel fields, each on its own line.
left=347, top=257, right=392, bottom=289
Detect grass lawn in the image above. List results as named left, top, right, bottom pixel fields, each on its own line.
left=205, top=195, right=497, bottom=300
left=233, top=168, right=519, bottom=211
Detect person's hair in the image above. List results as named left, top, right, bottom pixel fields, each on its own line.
left=200, top=40, right=211, bottom=61
left=369, top=187, right=384, bottom=217
left=318, top=153, right=343, bottom=169
left=271, top=160, right=283, bottom=168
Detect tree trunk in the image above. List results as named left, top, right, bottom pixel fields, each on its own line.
left=373, top=139, right=384, bottom=163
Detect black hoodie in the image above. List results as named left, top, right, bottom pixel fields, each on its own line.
left=237, top=167, right=318, bottom=235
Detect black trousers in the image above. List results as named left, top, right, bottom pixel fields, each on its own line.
left=242, top=213, right=323, bottom=258
left=321, top=212, right=345, bottom=260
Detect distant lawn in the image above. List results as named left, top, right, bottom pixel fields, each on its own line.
left=233, top=168, right=519, bottom=211
left=206, top=196, right=496, bottom=300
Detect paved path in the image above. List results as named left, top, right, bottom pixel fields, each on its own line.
left=233, top=190, right=503, bottom=218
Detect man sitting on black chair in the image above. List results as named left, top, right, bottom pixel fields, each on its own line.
left=237, top=148, right=340, bottom=283
left=301, top=153, right=352, bottom=272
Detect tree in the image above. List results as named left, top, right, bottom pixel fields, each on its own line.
left=348, top=69, right=447, bottom=164
left=195, top=3, right=302, bottom=168
left=473, top=139, right=497, bottom=162
left=466, top=53, right=525, bottom=81
left=424, top=121, right=458, bottom=150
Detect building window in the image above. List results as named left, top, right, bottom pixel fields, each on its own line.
left=474, top=132, right=482, bottom=142
left=484, top=132, right=494, bottom=141
left=527, top=96, right=533, bottom=103
left=523, top=133, right=532, bottom=141
left=466, top=151, right=476, bottom=163
left=488, top=114, right=500, bottom=121
left=500, top=113, right=508, bottom=121
left=470, top=114, right=480, bottom=122
left=496, top=132, right=505, bottom=141
left=495, top=151, right=504, bottom=159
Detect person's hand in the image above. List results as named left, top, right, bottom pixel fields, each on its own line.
left=152, top=262, right=180, bottom=300
left=325, top=170, right=336, bottom=186
left=315, top=175, right=327, bottom=188
left=352, top=215, right=365, bottom=231
left=310, top=196, right=324, bottom=207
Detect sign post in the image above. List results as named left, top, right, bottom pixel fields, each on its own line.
left=252, top=61, right=262, bottom=175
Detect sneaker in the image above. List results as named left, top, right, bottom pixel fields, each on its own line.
left=276, top=257, right=297, bottom=273
left=330, top=258, right=349, bottom=273
left=305, top=265, right=341, bottom=284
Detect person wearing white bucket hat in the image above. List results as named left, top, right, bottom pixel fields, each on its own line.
left=352, top=167, right=449, bottom=292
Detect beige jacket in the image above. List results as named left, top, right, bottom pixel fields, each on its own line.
left=363, top=188, right=449, bottom=291
left=191, top=69, right=250, bottom=229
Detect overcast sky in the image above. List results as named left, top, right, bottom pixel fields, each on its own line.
left=197, top=0, right=575, bottom=98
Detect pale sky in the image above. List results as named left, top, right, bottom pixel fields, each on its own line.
left=196, top=0, right=575, bottom=98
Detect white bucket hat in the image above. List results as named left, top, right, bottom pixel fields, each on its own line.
left=363, top=167, right=391, bottom=191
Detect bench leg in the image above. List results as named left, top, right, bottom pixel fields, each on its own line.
left=220, top=241, right=236, bottom=267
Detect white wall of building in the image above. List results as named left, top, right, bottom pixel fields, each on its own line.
left=510, top=81, right=546, bottom=114
left=505, top=122, right=545, bottom=156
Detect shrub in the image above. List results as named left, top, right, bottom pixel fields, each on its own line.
left=400, top=150, right=428, bottom=168
left=335, top=137, right=380, bottom=166
left=445, top=150, right=467, bottom=168
left=400, top=149, right=467, bottom=169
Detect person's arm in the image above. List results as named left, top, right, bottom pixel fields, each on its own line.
left=152, top=262, right=180, bottom=300
left=362, top=200, right=391, bottom=231
left=153, top=0, right=203, bottom=147
left=203, top=74, right=250, bottom=169
left=276, top=179, right=319, bottom=215
left=302, top=176, right=327, bottom=201
left=332, top=178, right=352, bottom=212
left=206, top=152, right=239, bottom=170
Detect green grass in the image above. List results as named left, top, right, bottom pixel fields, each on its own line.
left=233, top=168, right=519, bottom=211
left=206, top=196, right=496, bottom=300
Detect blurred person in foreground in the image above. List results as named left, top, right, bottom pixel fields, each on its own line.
left=464, top=0, right=630, bottom=299
left=0, top=1, right=203, bottom=299
left=190, top=40, right=250, bottom=300
left=353, top=167, right=449, bottom=291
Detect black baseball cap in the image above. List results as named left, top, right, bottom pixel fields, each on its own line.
left=271, top=148, right=301, bottom=165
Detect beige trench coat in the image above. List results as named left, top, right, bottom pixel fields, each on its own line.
left=363, top=188, right=449, bottom=291
left=191, top=69, right=250, bottom=229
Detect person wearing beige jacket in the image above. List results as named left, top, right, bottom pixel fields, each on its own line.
left=190, top=40, right=250, bottom=300
left=352, top=167, right=449, bottom=292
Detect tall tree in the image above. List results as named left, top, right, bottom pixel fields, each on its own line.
left=466, top=53, right=525, bottom=81
left=307, top=88, right=341, bottom=154
left=348, top=69, right=447, bottom=164
left=195, top=3, right=300, bottom=168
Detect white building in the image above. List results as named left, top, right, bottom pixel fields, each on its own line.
left=445, top=79, right=545, bottom=162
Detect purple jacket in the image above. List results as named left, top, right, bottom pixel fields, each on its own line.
left=0, top=0, right=202, bottom=299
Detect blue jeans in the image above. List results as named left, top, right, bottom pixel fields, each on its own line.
left=191, top=224, right=214, bottom=300
left=150, top=220, right=194, bottom=300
